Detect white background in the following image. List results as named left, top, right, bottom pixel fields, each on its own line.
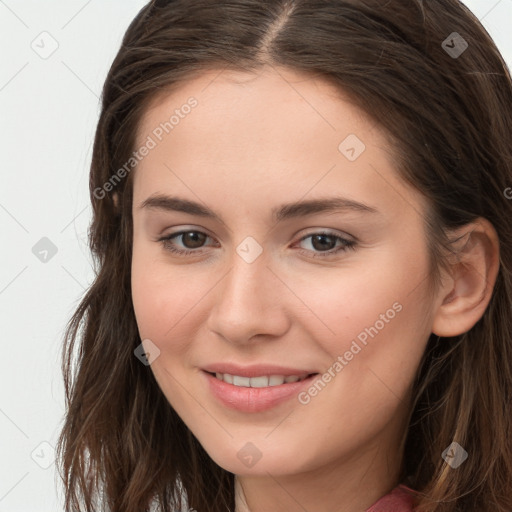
left=0, top=1, right=511, bottom=510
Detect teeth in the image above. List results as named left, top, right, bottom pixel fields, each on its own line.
left=233, top=375, right=251, bottom=387
left=250, top=375, right=269, bottom=388
left=213, top=373, right=308, bottom=387
left=269, top=375, right=285, bottom=386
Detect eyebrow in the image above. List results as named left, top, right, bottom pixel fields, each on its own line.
left=138, top=194, right=379, bottom=222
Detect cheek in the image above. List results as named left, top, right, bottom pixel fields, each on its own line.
left=131, top=243, right=200, bottom=353
left=286, top=251, right=432, bottom=398
left=131, top=243, right=233, bottom=368
left=286, top=253, right=428, bottom=345
left=288, top=282, right=430, bottom=463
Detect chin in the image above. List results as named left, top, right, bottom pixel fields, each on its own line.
left=199, top=437, right=313, bottom=476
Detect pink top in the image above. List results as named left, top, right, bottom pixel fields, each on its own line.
left=365, top=484, right=416, bottom=512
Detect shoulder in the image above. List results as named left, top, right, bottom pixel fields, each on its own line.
left=365, top=484, right=417, bottom=512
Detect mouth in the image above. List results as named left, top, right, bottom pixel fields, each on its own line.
left=205, top=371, right=317, bottom=387
left=202, top=370, right=320, bottom=413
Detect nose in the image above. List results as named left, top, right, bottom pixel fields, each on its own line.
left=206, top=251, right=290, bottom=345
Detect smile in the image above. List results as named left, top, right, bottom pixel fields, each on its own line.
left=211, top=372, right=312, bottom=387
left=202, top=370, right=319, bottom=413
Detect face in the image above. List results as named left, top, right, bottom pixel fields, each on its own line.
left=130, top=66, right=438, bottom=478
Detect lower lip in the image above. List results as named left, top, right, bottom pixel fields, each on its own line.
left=202, top=371, right=318, bottom=413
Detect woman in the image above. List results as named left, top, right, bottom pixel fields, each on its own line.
left=57, top=1, right=512, bottom=511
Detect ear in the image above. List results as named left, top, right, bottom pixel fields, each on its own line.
left=432, top=218, right=500, bottom=337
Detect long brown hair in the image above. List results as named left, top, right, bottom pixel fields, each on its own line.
left=56, top=1, right=512, bottom=510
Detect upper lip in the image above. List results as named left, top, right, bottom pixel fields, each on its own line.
left=202, top=363, right=317, bottom=378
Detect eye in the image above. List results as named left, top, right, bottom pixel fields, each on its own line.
left=158, top=229, right=356, bottom=259
left=295, top=231, right=357, bottom=259
left=158, top=230, right=215, bottom=255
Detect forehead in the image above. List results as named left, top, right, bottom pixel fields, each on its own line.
left=132, top=66, right=426, bottom=221
left=136, top=66, right=376, bottom=148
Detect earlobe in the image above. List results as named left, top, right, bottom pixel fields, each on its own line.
left=431, top=218, right=500, bottom=337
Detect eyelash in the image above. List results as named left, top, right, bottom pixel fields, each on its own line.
left=157, top=230, right=357, bottom=259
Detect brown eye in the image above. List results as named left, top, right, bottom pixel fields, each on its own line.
left=296, top=231, right=357, bottom=259
left=310, top=234, right=338, bottom=252
left=158, top=230, right=213, bottom=255
left=180, top=231, right=207, bottom=249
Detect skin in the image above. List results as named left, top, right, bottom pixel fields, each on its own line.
left=129, top=66, right=499, bottom=512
